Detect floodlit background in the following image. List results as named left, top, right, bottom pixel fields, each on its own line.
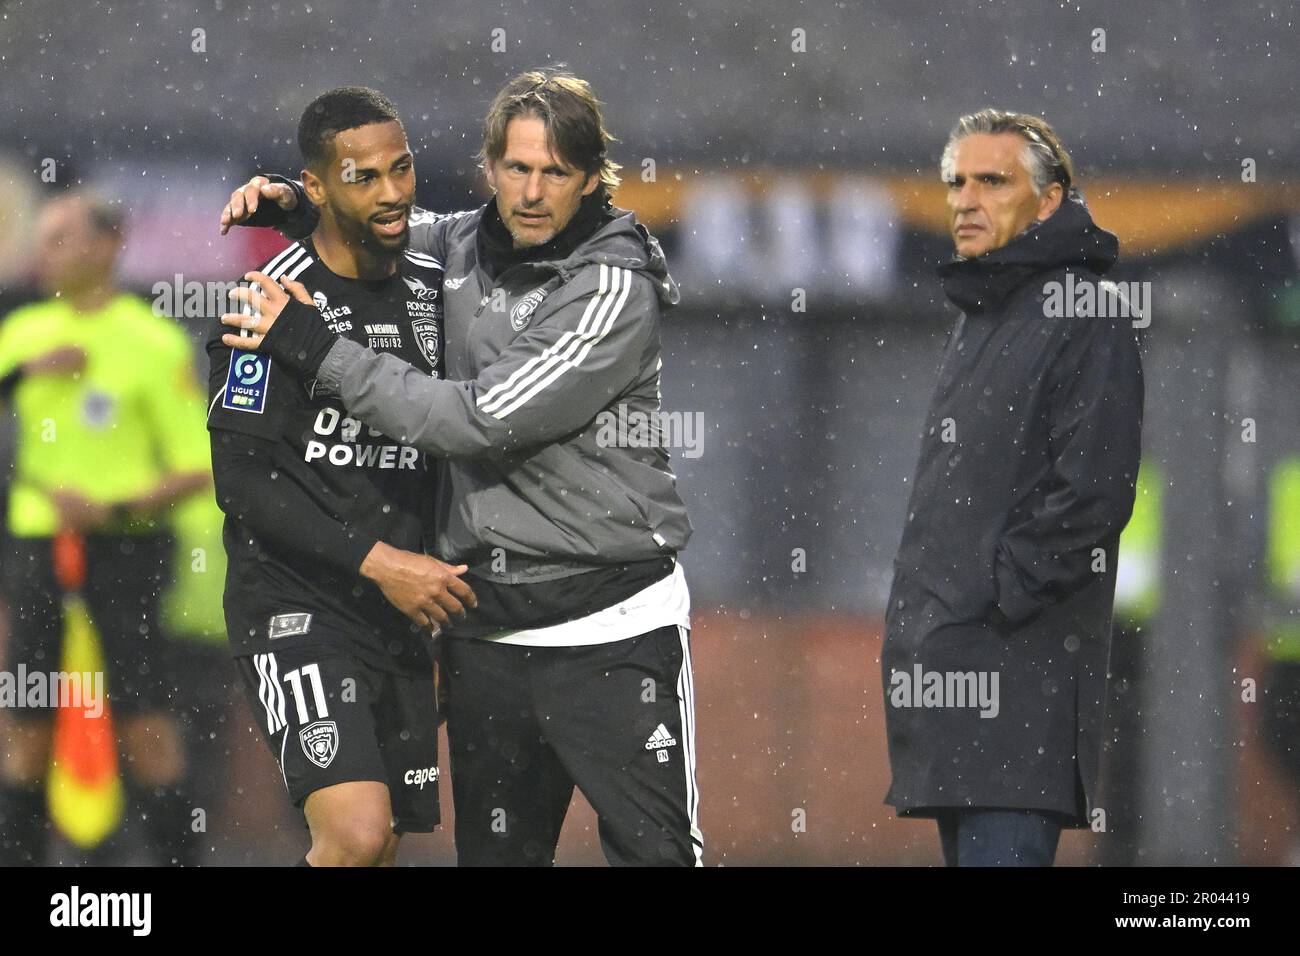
left=1, top=0, right=1298, bottom=865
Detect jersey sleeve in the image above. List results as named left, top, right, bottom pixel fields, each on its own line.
left=993, top=316, right=1145, bottom=624
left=210, top=427, right=378, bottom=575
left=205, top=324, right=288, bottom=441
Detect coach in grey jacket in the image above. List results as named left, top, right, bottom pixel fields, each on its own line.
left=221, top=73, right=702, bottom=867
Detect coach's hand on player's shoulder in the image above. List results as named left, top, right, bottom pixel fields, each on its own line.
left=359, top=541, right=479, bottom=633
left=221, top=271, right=313, bottom=351
left=219, top=175, right=298, bottom=235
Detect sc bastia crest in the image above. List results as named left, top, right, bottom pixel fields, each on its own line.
left=511, top=286, right=549, bottom=331
left=299, top=720, right=339, bottom=769
left=410, top=316, right=440, bottom=370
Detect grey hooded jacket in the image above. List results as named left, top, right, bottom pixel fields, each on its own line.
left=308, top=202, right=693, bottom=580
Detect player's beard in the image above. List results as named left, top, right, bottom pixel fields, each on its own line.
left=341, top=208, right=409, bottom=264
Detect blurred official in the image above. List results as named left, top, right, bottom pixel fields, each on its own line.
left=0, top=192, right=210, bottom=865
left=882, top=111, right=1144, bottom=866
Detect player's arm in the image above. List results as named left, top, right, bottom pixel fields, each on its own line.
left=992, top=317, right=1144, bottom=624
left=125, top=327, right=212, bottom=521
left=0, top=346, right=87, bottom=401
left=220, top=265, right=658, bottom=459
left=207, top=339, right=475, bottom=628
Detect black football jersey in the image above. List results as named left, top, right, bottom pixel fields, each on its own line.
left=206, top=239, right=445, bottom=673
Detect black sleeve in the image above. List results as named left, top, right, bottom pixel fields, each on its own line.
left=207, top=329, right=285, bottom=440
left=207, top=328, right=377, bottom=574
left=210, top=428, right=378, bottom=575
left=260, top=297, right=339, bottom=378
left=243, top=174, right=319, bottom=240
left=993, top=316, right=1145, bottom=623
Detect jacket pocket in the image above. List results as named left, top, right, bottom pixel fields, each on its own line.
left=566, top=447, right=653, bottom=533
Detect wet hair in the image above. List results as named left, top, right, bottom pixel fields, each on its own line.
left=478, top=68, right=621, bottom=192
left=940, top=108, right=1075, bottom=194
left=298, top=86, right=404, bottom=169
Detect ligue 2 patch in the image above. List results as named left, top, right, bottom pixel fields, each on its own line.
left=299, top=720, right=339, bottom=769
left=223, top=350, right=271, bottom=414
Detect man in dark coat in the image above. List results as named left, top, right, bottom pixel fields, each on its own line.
left=882, top=109, right=1144, bottom=866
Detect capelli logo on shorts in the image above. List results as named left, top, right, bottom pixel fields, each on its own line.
left=404, top=766, right=440, bottom=789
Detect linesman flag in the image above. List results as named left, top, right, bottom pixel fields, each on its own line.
left=45, top=531, right=125, bottom=848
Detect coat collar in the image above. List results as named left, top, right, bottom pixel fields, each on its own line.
left=937, top=191, right=1119, bottom=314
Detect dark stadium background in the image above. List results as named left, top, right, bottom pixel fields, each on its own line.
left=0, top=0, right=1298, bottom=865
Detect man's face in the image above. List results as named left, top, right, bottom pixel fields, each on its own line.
left=945, top=132, right=1062, bottom=258
left=307, top=120, right=415, bottom=256
left=32, top=198, right=118, bottom=296
left=484, top=114, right=599, bottom=248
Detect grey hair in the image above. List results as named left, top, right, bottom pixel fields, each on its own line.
left=939, top=108, right=1074, bottom=195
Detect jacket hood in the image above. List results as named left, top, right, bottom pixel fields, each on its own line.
left=549, top=205, right=681, bottom=308
left=938, top=190, right=1119, bottom=314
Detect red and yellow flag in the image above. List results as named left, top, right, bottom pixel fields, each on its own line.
left=45, top=532, right=124, bottom=848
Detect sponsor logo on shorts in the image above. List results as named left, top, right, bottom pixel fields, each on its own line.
left=222, top=350, right=270, bottom=414
left=299, top=719, right=339, bottom=769
left=268, top=612, right=313, bottom=640
left=403, top=766, right=440, bottom=790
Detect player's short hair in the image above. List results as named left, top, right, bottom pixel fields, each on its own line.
left=298, top=86, right=404, bottom=170
left=478, top=68, right=621, bottom=192
left=940, top=108, right=1075, bottom=195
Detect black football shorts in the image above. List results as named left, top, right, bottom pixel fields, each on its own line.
left=234, top=642, right=441, bottom=833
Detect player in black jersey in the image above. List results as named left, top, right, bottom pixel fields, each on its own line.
left=207, top=88, right=475, bottom=866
